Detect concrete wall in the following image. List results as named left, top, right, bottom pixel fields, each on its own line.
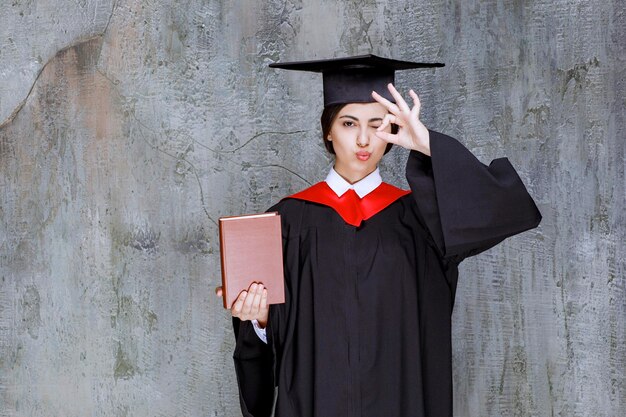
left=1, top=1, right=623, bottom=416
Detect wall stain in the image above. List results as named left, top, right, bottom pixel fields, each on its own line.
left=490, top=105, right=514, bottom=145
left=111, top=295, right=158, bottom=334
left=0, top=36, right=105, bottom=130
left=114, top=342, right=136, bottom=380
left=113, top=225, right=161, bottom=253
left=128, top=227, right=160, bottom=252
left=340, top=5, right=375, bottom=52
left=524, top=104, right=550, bottom=121
left=175, top=226, right=211, bottom=254
left=590, top=194, right=610, bottom=235
left=0, top=130, right=14, bottom=163
left=18, top=285, right=41, bottom=339
left=558, top=57, right=600, bottom=98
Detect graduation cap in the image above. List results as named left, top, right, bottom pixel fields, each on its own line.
left=269, top=54, right=444, bottom=107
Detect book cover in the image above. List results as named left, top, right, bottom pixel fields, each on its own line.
left=219, top=212, right=285, bottom=309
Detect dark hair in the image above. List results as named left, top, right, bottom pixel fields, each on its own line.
left=320, top=104, right=397, bottom=155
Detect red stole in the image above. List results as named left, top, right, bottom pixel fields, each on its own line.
left=286, top=182, right=410, bottom=227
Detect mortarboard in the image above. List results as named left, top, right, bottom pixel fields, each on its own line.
left=269, top=54, right=444, bottom=107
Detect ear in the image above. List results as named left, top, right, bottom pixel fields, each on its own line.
left=327, top=136, right=332, bottom=141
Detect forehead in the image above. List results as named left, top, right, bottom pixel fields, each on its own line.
left=338, top=102, right=388, bottom=118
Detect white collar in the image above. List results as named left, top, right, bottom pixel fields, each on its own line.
left=325, top=167, right=382, bottom=198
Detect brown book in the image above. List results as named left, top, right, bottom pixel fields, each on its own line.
left=219, top=212, right=285, bottom=309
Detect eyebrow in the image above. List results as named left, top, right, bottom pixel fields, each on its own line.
left=338, top=115, right=384, bottom=123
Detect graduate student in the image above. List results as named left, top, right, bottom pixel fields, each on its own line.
left=216, top=55, right=542, bottom=417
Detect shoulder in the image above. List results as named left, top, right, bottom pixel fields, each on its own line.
left=270, top=182, right=330, bottom=211
left=267, top=196, right=307, bottom=215
left=266, top=182, right=336, bottom=232
left=377, top=182, right=410, bottom=196
left=265, top=190, right=312, bottom=235
left=380, top=183, right=416, bottom=217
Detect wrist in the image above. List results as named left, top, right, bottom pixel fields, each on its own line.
left=411, top=131, right=430, bottom=155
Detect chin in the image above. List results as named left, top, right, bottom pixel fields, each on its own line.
left=354, top=163, right=375, bottom=175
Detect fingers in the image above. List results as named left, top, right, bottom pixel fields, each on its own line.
left=409, top=89, right=421, bottom=118
left=215, top=286, right=223, bottom=297
left=377, top=113, right=397, bottom=132
left=375, top=130, right=399, bottom=145
left=231, top=283, right=267, bottom=321
left=232, top=290, right=247, bottom=314
left=241, top=283, right=258, bottom=315
left=374, top=84, right=420, bottom=119
left=387, top=83, right=410, bottom=113
left=372, top=86, right=426, bottom=151
left=251, top=284, right=263, bottom=311
left=371, top=90, right=400, bottom=115
left=260, top=288, right=268, bottom=310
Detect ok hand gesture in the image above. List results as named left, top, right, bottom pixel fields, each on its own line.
left=372, top=83, right=431, bottom=156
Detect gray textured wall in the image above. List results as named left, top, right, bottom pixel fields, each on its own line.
left=1, top=1, right=624, bottom=416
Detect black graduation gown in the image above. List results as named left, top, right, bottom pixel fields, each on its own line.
left=232, top=130, right=542, bottom=417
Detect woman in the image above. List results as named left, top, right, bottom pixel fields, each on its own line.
left=217, top=55, right=542, bottom=417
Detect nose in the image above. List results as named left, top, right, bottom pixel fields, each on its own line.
left=356, top=127, right=369, bottom=148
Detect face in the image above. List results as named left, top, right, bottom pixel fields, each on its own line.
left=328, top=102, right=391, bottom=184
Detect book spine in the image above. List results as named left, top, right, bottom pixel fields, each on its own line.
left=218, top=220, right=229, bottom=309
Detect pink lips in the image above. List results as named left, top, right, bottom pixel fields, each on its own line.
left=356, top=151, right=371, bottom=161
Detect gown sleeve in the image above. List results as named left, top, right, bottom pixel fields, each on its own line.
left=406, top=129, right=542, bottom=263
left=232, top=318, right=275, bottom=417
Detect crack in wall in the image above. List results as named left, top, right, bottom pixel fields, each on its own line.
left=0, top=64, right=45, bottom=130
left=129, top=112, right=218, bottom=227
left=0, top=35, right=105, bottom=130
left=0, top=0, right=116, bottom=130
left=102, top=0, right=118, bottom=38
left=91, top=57, right=313, bottom=226
left=246, top=163, right=312, bottom=185
left=193, top=129, right=309, bottom=154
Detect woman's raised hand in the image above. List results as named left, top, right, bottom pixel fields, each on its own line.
left=215, top=283, right=269, bottom=328
left=372, top=83, right=431, bottom=156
